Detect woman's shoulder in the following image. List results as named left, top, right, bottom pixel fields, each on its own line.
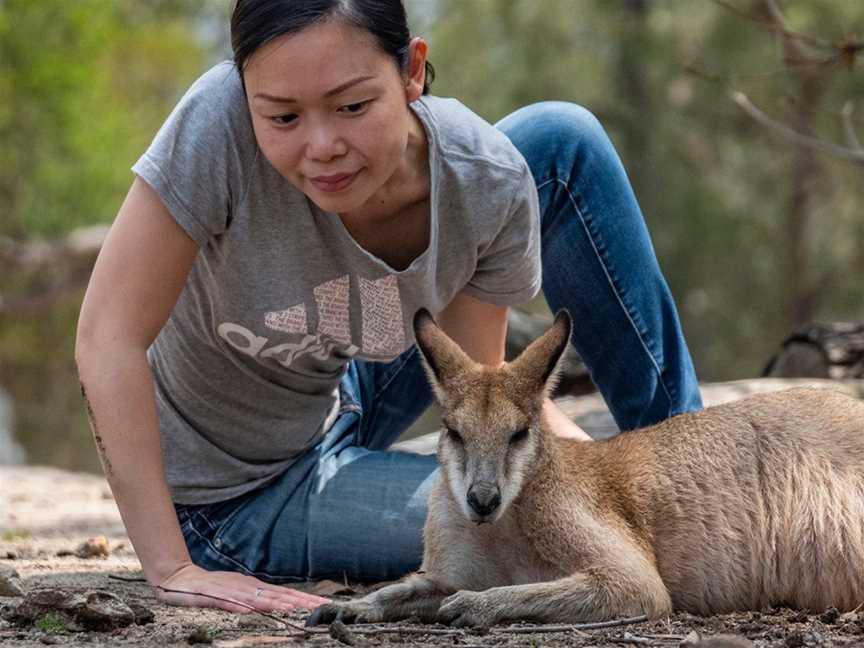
left=175, top=61, right=248, bottom=122
left=412, top=96, right=527, bottom=178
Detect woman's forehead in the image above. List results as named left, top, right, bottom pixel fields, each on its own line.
left=244, top=20, right=395, bottom=99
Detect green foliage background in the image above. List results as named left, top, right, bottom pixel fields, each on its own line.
left=1, top=0, right=862, bottom=472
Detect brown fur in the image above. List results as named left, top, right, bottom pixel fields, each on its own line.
left=307, top=311, right=864, bottom=628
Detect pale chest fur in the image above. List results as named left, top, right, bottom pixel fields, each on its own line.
left=423, top=482, right=564, bottom=591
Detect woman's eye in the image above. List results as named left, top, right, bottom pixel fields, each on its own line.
left=446, top=428, right=464, bottom=445
left=270, top=113, right=297, bottom=126
left=509, top=428, right=529, bottom=445
left=338, top=100, right=370, bottom=114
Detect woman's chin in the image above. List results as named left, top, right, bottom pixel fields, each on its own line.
left=305, top=184, right=369, bottom=215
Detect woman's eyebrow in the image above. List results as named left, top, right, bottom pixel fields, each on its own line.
left=254, top=75, right=376, bottom=103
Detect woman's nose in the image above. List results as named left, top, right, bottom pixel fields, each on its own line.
left=305, top=124, right=347, bottom=162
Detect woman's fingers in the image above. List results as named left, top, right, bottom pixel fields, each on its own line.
left=156, top=564, right=331, bottom=614
left=250, top=586, right=331, bottom=612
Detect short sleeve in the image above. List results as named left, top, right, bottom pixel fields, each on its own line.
left=131, top=62, right=255, bottom=245
left=462, top=166, right=542, bottom=306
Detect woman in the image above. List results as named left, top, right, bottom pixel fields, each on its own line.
left=75, top=0, right=702, bottom=615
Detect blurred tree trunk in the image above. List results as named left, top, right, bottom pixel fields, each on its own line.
left=755, top=0, right=828, bottom=328
left=615, top=0, right=657, bottom=210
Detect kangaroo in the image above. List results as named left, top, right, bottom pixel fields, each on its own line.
left=308, top=310, right=864, bottom=628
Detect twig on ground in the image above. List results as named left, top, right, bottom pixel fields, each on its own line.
left=107, top=574, right=147, bottom=583
left=490, top=615, right=650, bottom=635
left=610, top=632, right=686, bottom=645
left=156, top=586, right=307, bottom=635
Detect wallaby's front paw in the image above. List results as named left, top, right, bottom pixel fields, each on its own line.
left=437, top=590, right=497, bottom=628
left=305, top=600, right=383, bottom=626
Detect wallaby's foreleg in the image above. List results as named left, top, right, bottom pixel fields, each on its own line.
left=306, top=574, right=455, bottom=626
left=437, top=563, right=672, bottom=627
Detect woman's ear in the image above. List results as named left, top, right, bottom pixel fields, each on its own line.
left=405, top=37, right=428, bottom=101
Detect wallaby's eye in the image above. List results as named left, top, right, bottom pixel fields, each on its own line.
left=446, top=428, right=464, bottom=445
left=510, top=428, right=529, bottom=445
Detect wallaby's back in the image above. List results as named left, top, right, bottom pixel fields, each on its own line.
left=560, top=388, right=864, bottom=614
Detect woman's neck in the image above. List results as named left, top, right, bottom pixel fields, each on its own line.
left=340, top=108, right=429, bottom=226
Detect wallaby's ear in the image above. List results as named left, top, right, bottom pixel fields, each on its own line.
left=509, top=310, right=572, bottom=399
left=413, top=309, right=475, bottom=401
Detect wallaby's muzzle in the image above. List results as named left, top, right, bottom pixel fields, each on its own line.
left=466, top=480, right=501, bottom=520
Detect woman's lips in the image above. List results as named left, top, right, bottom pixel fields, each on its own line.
left=309, top=171, right=359, bottom=193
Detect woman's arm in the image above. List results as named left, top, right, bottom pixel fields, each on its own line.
left=436, top=291, right=508, bottom=367
left=75, top=178, right=329, bottom=612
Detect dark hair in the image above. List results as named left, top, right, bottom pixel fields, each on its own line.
left=231, top=0, right=435, bottom=94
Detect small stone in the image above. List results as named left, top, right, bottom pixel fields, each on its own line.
left=77, top=591, right=134, bottom=631
left=328, top=620, right=356, bottom=646
left=0, top=566, right=25, bottom=597
left=819, top=606, right=840, bottom=624
left=4, top=552, right=17, bottom=560
left=681, top=631, right=702, bottom=646
left=74, top=536, right=110, bottom=559
left=186, top=625, right=216, bottom=644
left=39, top=635, right=61, bottom=645
left=785, top=632, right=805, bottom=648
left=127, top=601, right=154, bottom=625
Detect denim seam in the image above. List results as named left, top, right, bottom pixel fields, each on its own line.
left=554, top=177, right=675, bottom=414
left=186, top=514, right=310, bottom=584
left=359, top=347, right=422, bottom=445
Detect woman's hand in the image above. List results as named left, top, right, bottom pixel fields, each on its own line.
left=156, top=563, right=331, bottom=614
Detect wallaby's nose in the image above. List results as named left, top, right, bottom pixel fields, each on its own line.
left=467, top=482, right=501, bottom=517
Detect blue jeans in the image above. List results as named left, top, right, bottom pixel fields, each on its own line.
left=176, top=102, right=703, bottom=584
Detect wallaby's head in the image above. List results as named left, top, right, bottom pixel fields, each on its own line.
left=413, top=309, right=571, bottom=524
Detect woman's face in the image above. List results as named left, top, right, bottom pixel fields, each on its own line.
left=243, top=19, right=427, bottom=215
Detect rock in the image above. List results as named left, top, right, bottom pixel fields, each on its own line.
left=820, top=607, right=840, bottom=624
left=127, top=601, right=155, bottom=625
left=77, top=591, right=135, bottom=630
left=0, top=588, right=147, bottom=632
left=0, top=565, right=25, bottom=597
left=764, top=322, right=864, bottom=380
left=187, top=625, right=218, bottom=644
left=74, top=535, right=110, bottom=559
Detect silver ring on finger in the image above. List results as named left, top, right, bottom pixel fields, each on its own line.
left=255, top=587, right=264, bottom=598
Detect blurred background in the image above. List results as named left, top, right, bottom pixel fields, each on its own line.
left=1, top=0, right=862, bottom=473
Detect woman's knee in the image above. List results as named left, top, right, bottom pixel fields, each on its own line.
left=496, top=102, right=615, bottom=182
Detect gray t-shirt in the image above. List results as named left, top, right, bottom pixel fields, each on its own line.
left=133, top=62, right=541, bottom=505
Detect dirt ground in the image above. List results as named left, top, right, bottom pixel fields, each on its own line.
left=2, top=465, right=864, bottom=648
